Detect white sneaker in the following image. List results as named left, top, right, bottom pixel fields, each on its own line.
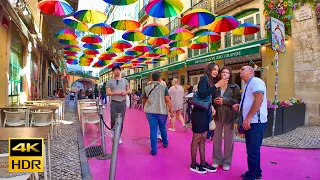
left=119, top=138, right=122, bottom=145
left=110, top=131, right=114, bottom=138
left=223, top=165, right=230, bottom=171
left=212, top=163, right=219, bottom=168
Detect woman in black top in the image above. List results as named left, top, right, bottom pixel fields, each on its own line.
left=189, top=62, right=228, bottom=174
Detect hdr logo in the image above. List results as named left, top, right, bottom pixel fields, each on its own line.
left=8, top=138, right=44, bottom=172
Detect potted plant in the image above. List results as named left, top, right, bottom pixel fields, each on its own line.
left=265, top=100, right=284, bottom=137
left=282, top=98, right=306, bottom=133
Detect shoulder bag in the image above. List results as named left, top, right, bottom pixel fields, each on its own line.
left=122, top=79, right=130, bottom=108
left=190, top=76, right=212, bottom=110
left=237, top=80, right=251, bottom=134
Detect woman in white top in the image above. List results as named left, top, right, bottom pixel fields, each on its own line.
left=168, top=78, right=185, bottom=132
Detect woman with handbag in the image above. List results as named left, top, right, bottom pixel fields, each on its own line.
left=212, top=67, right=241, bottom=171
left=189, top=62, right=228, bottom=174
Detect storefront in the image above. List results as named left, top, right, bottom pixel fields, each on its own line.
left=30, top=52, right=39, bottom=99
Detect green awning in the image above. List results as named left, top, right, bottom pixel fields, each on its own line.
left=186, top=38, right=269, bottom=66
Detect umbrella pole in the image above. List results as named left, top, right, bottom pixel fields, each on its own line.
left=272, top=52, right=279, bottom=137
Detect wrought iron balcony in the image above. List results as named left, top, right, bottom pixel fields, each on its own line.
left=138, top=5, right=147, bottom=21
left=181, top=0, right=212, bottom=17
left=214, top=0, right=254, bottom=15
left=167, top=17, right=181, bottom=32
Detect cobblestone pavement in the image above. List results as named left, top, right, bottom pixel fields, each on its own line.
left=234, top=125, right=320, bottom=148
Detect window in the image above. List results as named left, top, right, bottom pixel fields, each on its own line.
left=168, top=55, right=178, bottom=63
left=188, top=48, right=208, bottom=58
left=225, top=11, right=261, bottom=48
left=153, top=61, right=160, bottom=68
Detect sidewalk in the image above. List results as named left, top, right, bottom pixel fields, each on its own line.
left=83, top=106, right=320, bottom=180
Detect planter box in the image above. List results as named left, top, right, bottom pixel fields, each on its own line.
left=282, top=104, right=306, bottom=133
left=265, top=107, right=283, bottom=138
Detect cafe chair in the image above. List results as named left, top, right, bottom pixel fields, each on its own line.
left=30, top=111, right=56, bottom=139
left=80, top=106, right=100, bottom=136
left=3, top=111, right=27, bottom=128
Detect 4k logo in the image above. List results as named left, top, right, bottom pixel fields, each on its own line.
left=9, top=138, right=44, bottom=172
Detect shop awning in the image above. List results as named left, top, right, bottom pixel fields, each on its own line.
left=186, top=38, right=269, bottom=66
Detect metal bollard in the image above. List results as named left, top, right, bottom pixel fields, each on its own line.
left=109, top=113, right=123, bottom=180
left=97, top=104, right=111, bottom=160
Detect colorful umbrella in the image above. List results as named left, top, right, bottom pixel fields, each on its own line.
left=146, top=0, right=184, bottom=18
left=89, top=23, right=115, bottom=35
left=168, top=40, right=190, bottom=47
left=136, top=56, right=150, bottom=61
left=74, top=10, right=107, bottom=24
left=122, top=30, right=146, bottom=42
left=106, top=46, right=124, bottom=53
left=58, top=39, right=79, bottom=45
left=81, top=35, right=102, bottom=43
left=96, top=60, right=110, bottom=66
left=142, top=23, right=170, bottom=37
left=131, top=59, right=142, bottom=64
left=64, top=45, right=80, bottom=51
left=152, top=57, right=165, bottom=61
left=111, top=18, right=140, bottom=31
left=188, top=42, right=208, bottom=49
left=232, top=22, right=260, bottom=35
left=169, top=28, right=194, bottom=41
left=81, top=54, right=96, bottom=58
left=83, top=43, right=102, bottom=49
left=38, top=0, right=73, bottom=16
left=64, top=55, right=77, bottom=59
left=144, top=52, right=160, bottom=57
left=125, top=49, right=142, bottom=56
left=103, top=0, right=138, bottom=6
left=170, top=47, right=184, bottom=55
left=197, top=31, right=221, bottom=43
left=116, top=55, right=134, bottom=63
left=154, top=46, right=170, bottom=55
left=112, top=40, right=132, bottom=49
left=62, top=50, right=77, bottom=56
left=194, top=29, right=212, bottom=37
left=133, top=44, right=153, bottom=52
left=181, top=8, right=215, bottom=27
left=145, top=60, right=157, bottom=64
left=100, top=52, right=117, bottom=58
left=209, top=15, right=239, bottom=32
left=121, top=64, right=133, bottom=69
left=55, top=29, right=76, bottom=40
left=83, top=49, right=99, bottom=55
left=148, top=36, right=170, bottom=46
left=63, top=16, right=89, bottom=32
left=98, top=56, right=112, bottom=60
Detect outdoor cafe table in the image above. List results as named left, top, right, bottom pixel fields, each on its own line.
left=0, top=127, right=52, bottom=180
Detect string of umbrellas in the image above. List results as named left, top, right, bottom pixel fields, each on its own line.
left=38, top=0, right=261, bottom=69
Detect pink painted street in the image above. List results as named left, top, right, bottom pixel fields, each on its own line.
left=83, top=107, right=320, bottom=180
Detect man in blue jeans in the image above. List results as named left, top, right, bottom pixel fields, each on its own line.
left=142, top=72, right=174, bottom=155
left=233, top=66, right=268, bottom=180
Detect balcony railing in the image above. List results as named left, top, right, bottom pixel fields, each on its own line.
left=138, top=5, right=147, bottom=20
left=214, top=0, right=253, bottom=15
left=167, top=18, right=181, bottom=32
left=181, top=0, right=211, bottom=17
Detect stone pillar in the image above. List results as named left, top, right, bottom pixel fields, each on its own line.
left=292, top=4, right=320, bottom=125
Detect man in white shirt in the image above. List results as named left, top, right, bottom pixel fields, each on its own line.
left=233, top=66, right=267, bottom=180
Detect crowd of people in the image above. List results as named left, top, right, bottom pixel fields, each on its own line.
left=94, top=63, right=267, bottom=180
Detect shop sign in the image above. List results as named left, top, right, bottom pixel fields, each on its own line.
left=187, top=46, right=260, bottom=66
left=295, top=5, right=312, bottom=22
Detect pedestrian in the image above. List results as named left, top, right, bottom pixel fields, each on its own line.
left=94, top=84, right=99, bottom=99
left=106, top=65, right=130, bottom=145
left=142, top=72, right=174, bottom=155
left=168, top=78, right=185, bottom=132
left=212, top=66, right=241, bottom=171
left=233, top=66, right=268, bottom=180
left=101, top=82, right=107, bottom=104
left=189, top=62, right=228, bottom=174
left=186, top=82, right=193, bottom=124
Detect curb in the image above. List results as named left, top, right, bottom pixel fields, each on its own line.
left=234, top=137, right=320, bottom=149
left=74, top=102, right=93, bottom=180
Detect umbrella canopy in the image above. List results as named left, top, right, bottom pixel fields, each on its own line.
left=112, top=40, right=132, bottom=49
left=169, top=28, right=194, bottom=41
left=125, top=49, right=142, bottom=56
left=209, top=15, right=239, bottom=32
left=81, top=34, right=102, bottom=43
left=100, top=52, right=117, bottom=58
left=106, top=46, right=124, bottom=53
left=122, top=30, right=146, bottom=42
left=38, top=0, right=73, bottom=16
left=170, top=47, right=185, bottom=55
left=98, top=56, right=112, bottom=60
left=142, top=23, right=170, bottom=37
left=83, top=49, right=99, bottom=55
left=145, top=60, right=157, bottom=64
left=111, top=18, right=140, bottom=31
left=146, top=0, right=184, bottom=18
left=133, top=44, right=153, bottom=52
left=188, top=42, right=208, bottom=49
left=131, top=59, right=142, bottom=64
left=74, top=9, right=107, bottom=24
left=121, top=64, right=133, bottom=69
left=63, top=16, right=89, bottom=32
left=144, top=52, right=160, bottom=57
left=58, top=39, right=79, bottom=45
left=55, top=29, right=76, bottom=40
left=197, top=31, right=221, bottom=43
left=81, top=54, right=96, bottom=58
left=168, top=40, right=190, bottom=47
left=232, top=22, right=260, bottom=35
left=148, top=37, right=170, bottom=46
left=62, top=50, right=77, bottom=56
left=181, top=8, right=215, bottom=27
left=152, top=57, right=165, bottom=61
left=193, top=29, right=212, bottom=37
left=89, top=23, right=115, bottom=35
left=83, top=43, right=102, bottom=49
left=64, top=55, right=77, bottom=59
left=154, top=46, right=170, bottom=55
left=103, top=0, right=138, bottom=6
left=96, top=60, right=110, bottom=66
left=64, top=45, right=80, bottom=51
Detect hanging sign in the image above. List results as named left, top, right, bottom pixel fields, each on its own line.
left=270, top=17, right=286, bottom=53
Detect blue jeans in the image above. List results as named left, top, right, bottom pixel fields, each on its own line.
left=101, top=93, right=107, bottom=104
left=244, top=123, right=266, bottom=180
left=146, top=113, right=169, bottom=154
